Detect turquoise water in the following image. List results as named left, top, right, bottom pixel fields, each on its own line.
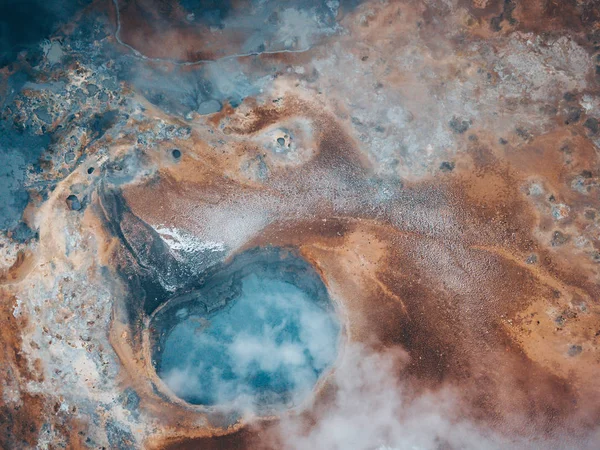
left=158, top=272, right=339, bottom=411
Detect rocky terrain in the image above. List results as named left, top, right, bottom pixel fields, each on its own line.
left=0, top=0, right=600, bottom=449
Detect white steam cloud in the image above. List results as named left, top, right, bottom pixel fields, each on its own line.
left=270, top=343, right=600, bottom=450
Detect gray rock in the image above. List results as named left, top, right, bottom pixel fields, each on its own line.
left=64, top=152, right=76, bottom=163
left=34, top=107, right=52, bottom=124
left=564, top=106, right=582, bottom=125
left=551, top=230, right=569, bottom=247
left=86, top=83, right=99, bottom=96
left=584, top=117, right=598, bottom=134
left=525, top=254, right=537, bottom=264
left=449, top=116, right=470, bottom=134
left=66, top=194, right=82, bottom=211
left=197, top=99, right=222, bottom=115
left=439, top=161, right=455, bottom=172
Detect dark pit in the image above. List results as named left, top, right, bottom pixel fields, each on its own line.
left=149, top=248, right=340, bottom=413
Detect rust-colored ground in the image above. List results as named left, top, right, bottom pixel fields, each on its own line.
left=1, top=0, right=600, bottom=448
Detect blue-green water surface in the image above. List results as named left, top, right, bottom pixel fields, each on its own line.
left=158, top=271, right=339, bottom=410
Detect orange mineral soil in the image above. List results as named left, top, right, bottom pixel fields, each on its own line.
left=1, top=0, right=599, bottom=449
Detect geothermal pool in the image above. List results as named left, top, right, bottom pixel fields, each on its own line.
left=151, top=249, right=340, bottom=412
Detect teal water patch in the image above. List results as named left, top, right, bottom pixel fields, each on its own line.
left=153, top=251, right=339, bottom=412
